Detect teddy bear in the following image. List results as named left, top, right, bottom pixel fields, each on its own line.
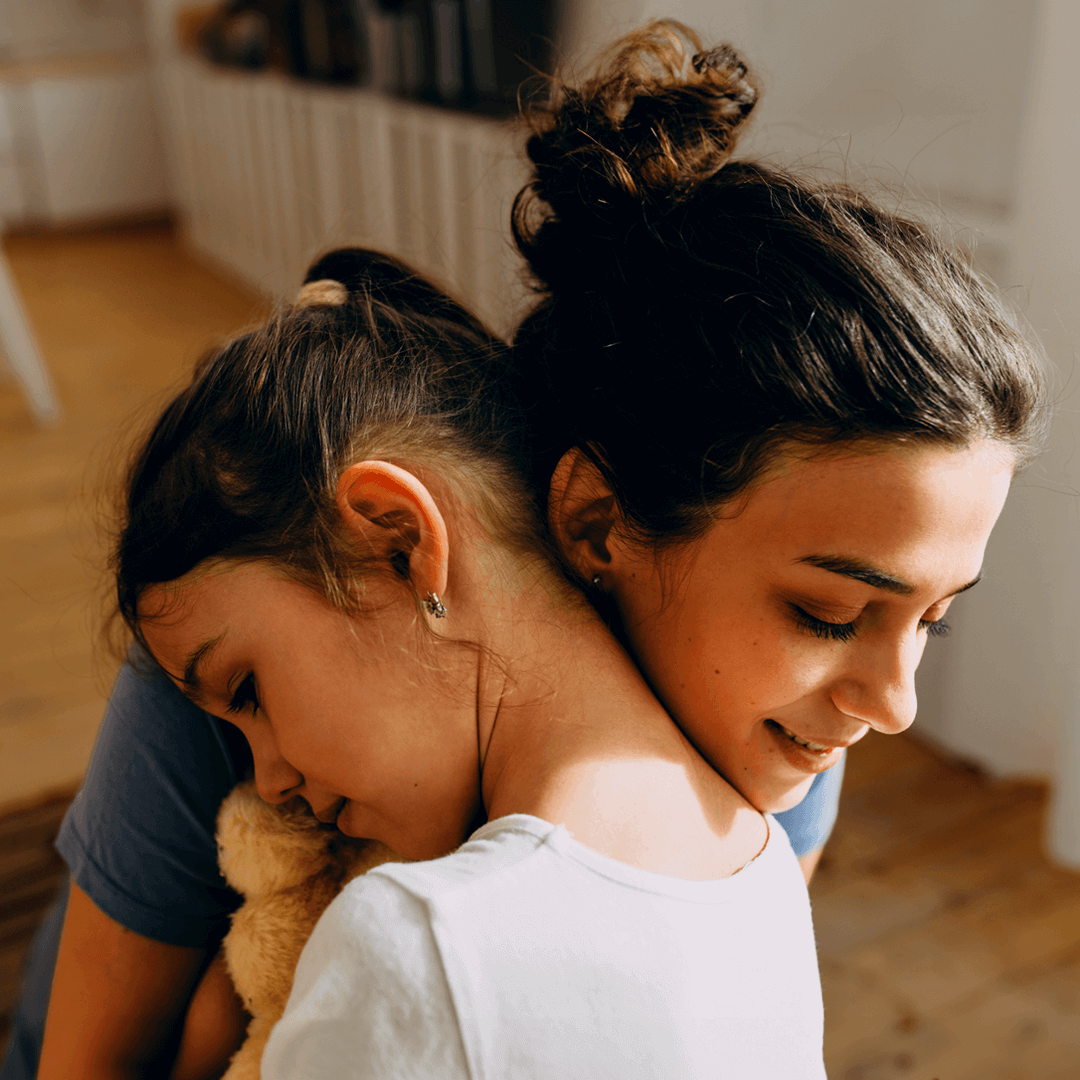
left=214, top=780, right=401, bottom=1080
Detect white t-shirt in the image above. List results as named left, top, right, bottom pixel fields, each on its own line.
left=262, top=813, right=826, bottom=1080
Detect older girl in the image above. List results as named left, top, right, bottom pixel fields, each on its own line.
left=11, top=20, right=1046, bottom=1080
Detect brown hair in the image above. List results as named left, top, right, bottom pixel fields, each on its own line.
left=114, top=249, right=539, bottom=647
left=511, top=21, right=1049, bottom=546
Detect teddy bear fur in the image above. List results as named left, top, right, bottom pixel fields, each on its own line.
left=215, top=780, right=401, bottom=1080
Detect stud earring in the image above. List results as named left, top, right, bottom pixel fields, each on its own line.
left=591, top=575, right=602, bottom=588
left=423, top=592, right=447, bottom=619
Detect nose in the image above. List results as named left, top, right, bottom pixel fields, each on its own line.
left=246, top=726, right=305, bottom=804
left=829, top=631, right=920, bottom=735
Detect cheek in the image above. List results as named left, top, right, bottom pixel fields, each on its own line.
left=262, top=676, right=357, bottom=776
left=692, top=605, right=829, bottom=715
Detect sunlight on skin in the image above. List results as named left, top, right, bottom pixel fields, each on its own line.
left=140, top=444, right=1013, bottom=883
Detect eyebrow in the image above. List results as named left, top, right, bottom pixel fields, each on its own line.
left=181, top=633, right=227, bottom=703
left=796, top=554, right=982, bottom=598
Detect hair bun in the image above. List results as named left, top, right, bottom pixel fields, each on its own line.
left=691, top=42, right=755, bottom=101
left=519, top=21, right=758, bottom=235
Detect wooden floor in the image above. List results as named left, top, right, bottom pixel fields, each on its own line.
left=0, top=222, right=266, bottom=812
left=1, top=225, right=1078, bottom=1075
left=813, top=733, right=1080, bottom=1078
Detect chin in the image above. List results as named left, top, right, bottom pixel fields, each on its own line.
left=749, top=774, right=818, bottom=815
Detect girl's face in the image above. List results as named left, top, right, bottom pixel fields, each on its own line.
left=140, top=566, right=482, bottom=861
left=603, top=440, right=1014, bottom=813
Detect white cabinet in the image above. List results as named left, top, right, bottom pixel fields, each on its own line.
left=158, top=57, right=529, bottom=335
left=0, top=88, right=22, bottom=222
left=0, top=50, right=169, bottom=227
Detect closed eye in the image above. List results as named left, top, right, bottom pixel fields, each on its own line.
left=788, top=604, right=858, bottom=643
left=226, top=673, right=260, bottom=715
left=790, top=604, right=952, bottom=642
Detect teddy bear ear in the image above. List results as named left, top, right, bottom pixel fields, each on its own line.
left=216, top=779, right=344, bottom=899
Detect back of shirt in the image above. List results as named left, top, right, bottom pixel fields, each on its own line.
left=262, top=814, right=825, bottom=1080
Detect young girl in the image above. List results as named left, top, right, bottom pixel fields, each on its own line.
left=12, top=20, right=1046, bottom=1080
left=125, top=246, right=829, bottom=1077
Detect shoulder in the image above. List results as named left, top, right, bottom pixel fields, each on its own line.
left=368, top=815, right=554, bottom=901
left=300, top=872, right=436, bottom=978
left=717, top=813, right=808, bottom=909
left=262, top=824, right=555, bottom=1080
left=294, top=819, right=553, bottom=973
left=262, top=874, right=472, bottom=1080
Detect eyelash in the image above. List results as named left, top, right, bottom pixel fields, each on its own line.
left=789, top=605, right=951, bottom=642
left=226, top=673, right=260, bottom=715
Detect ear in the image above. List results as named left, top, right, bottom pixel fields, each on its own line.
left=547, top=448, right=618, bottom=586
left=336, top=461, right=449, bottom=603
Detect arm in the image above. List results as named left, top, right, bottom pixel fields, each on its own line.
left=169, top=949, right=249, bottom=1080
left=37, top=883, right=208, bottom=1080
left=32, top=652, right=252, bottom=1079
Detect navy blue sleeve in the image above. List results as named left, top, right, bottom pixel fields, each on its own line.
left=55, top=650, right=253, bottom=948
left=772, top=754, right=846, bottom=858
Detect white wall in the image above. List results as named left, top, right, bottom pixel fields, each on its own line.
left=629, top=0, right=1038, bottom=226
left=938, top=1, right=1080, bottom=865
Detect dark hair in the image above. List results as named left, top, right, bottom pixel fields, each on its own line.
left=511, top=20, right=1049, bottom=545
left=114, top=249, right=538, bottom=646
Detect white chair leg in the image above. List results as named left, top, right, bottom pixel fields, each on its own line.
left=0, top=249, right=60, bottom=426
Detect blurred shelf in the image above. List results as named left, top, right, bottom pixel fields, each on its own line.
left=158, top=53, right=531, bottom=335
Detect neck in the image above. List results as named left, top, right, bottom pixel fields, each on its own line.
left=471, top=575, right=767, bottom=881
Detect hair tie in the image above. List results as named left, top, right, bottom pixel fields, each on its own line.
left=296, top=279, right=349, bottom=308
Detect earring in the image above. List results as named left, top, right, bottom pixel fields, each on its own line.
left=591, top=575, right=602, bottom=588
left=423, top=592, right=447, bottom=619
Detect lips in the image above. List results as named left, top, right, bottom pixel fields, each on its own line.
left=765, top=719, right=864, bottom=755
left=771, top=721, right=835, bottom=755
left=312, top=797, right=347, bottom=825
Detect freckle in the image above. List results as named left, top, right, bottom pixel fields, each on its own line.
left=714, top=670, right=720, bottom=675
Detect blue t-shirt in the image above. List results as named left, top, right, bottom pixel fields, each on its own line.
left=56, top=652, right=252, bottom=947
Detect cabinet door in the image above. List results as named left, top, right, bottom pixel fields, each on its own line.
left=29, top=68, right=169, bottom=223
left=0, top=86, right=24, bottom=223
